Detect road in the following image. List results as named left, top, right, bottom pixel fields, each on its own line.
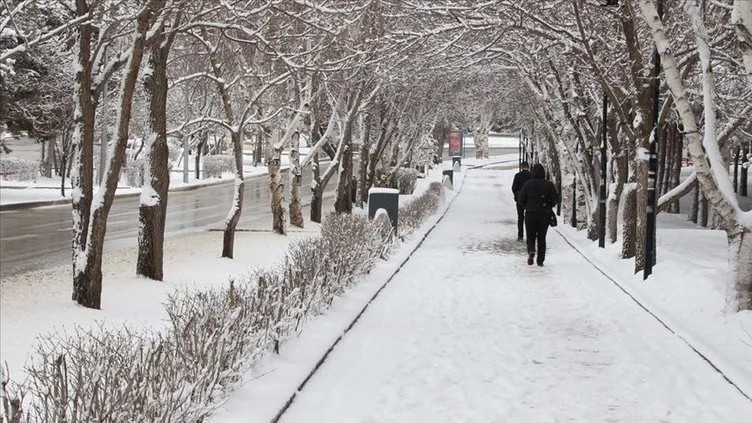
left=0, top=146, right=513, bottom=278
left=0, top=163, right=337, bottom=278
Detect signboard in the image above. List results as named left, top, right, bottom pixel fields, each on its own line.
left=448, top=131, right=463, bottom=157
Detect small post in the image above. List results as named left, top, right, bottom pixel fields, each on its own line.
left=182, top=135, right=189, bottom=184
left=598, top=93, right=608, bottom=248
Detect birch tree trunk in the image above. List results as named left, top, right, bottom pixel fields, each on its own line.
left=641, top=0, right=752, bottom=308
left=269, top=144, right=286, bottom=235
left=357, top=113, right=371, bottom=207
left=289, top=132, right=304, bottom=228
left=732, top=0, right=752, bottom=87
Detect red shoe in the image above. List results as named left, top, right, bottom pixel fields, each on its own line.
left=527, top=252, right=535, bottom=266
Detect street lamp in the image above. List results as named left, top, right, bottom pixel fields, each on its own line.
left=644, top=0, right=663, bottom=280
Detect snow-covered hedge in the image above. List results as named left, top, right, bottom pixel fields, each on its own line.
left=392, top=167, right=419, bottom=194
left=124, top=158, right=174, bottom=187
left=0, top=184, right=445, bottom=422
left=0, top=157, right=41, bottom=182
left=124, top=159, right=145, bottom=187
left=399, top=181, right=443, bottom=234
left=203, top=155, right=234, bottom=178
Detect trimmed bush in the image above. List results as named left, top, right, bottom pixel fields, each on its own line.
left=124, top=159, right=145, bottom=187
left=0, top=157, right=41, bottom=182
left=392, top=167, right=419, bottom=194
left=203, top=155, right=234, bottom=178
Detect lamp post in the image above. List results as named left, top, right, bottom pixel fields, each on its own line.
left=644, top=0, right=663, bottom=280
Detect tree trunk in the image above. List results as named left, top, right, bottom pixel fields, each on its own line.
left=622, top=183, right=637, bottom=259
left=222, top=131, right=244, bottom=257
left=699, top=190, right=709, bottom=228
left=70, top=0, right=96, bottom=308
left=335, top=128, right=353, bottom=214
left=269, top=146, right=286, bottom=234
left=728, top=230, right=752, bottom=311
left=289, top=133, right=304, bottom=228
left=670, top=131, right=683, bottom=214
left=357, top=114, right=372, bottom=207
left=311, top=153, right=323, bottom=223
left=634, top=155, right=648, bottom=273
left=688, top=182, right=699, bottom=223
left=657, top=125, right=668, bottom=197
left=137, top=35, right=171, bottom=280
left=195, top=132, right=207, bottom=180
left=608, top=154, right=627, bottom=244
left=733, top=146, right=740, bottom=193
left=72, top=4, right=152, bottom=308
left=741, top=143, right=749, bottom=197
left=587, top=208, right=599, bottom=241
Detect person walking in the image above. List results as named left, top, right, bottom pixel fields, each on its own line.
left=511, top=162, right=531, bottom=242
left=518, top=164, right=559, bottom=266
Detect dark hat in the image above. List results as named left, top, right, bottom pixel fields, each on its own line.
left=531, top=163, right=546, bottom=179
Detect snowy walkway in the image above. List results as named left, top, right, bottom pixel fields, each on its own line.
left=278, top=168, right=752, bottom=422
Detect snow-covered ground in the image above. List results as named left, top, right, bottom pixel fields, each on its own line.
left=214, top=166, right=751, bottom=422
left=0, top=157, right=505, bottom=384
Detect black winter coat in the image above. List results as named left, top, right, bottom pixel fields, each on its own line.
left=511, top=170, right=531, bottom=201
left=518, top=179, right=559, bottom=212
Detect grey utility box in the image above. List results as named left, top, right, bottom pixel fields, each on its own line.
left=368, top=188, right=399, bottom=233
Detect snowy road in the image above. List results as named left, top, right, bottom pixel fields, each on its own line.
left=279, top=168, right=752, bottom=422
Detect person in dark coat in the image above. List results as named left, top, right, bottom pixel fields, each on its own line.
left=518, top=164, right=559, bottom=266
left=511, top=162, right=531, bottom=241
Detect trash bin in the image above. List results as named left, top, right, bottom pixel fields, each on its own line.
left=442, top=169, right=453, bottom=189
left=368, top=188, right=399, bottom=233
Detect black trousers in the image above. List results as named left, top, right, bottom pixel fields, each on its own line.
left=525, top=211, right=550, bottom=264
left=516, top=202, right=525, bottom=239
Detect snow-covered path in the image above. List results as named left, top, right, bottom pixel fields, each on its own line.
left=279, top=168, right=752, bottom=422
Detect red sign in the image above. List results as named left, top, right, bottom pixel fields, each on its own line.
left=448, top=131, right=463, bottom=156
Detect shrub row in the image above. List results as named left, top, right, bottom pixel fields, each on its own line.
left=202, top=155, right=234, bottom=178
left=0, top=182, right=446, bottom=423
left=392, top=168, right=419, bottom=194
left=0, top=157, right=41, bottom=182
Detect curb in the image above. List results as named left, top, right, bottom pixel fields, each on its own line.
left=271, top=167, right=479, bottom=422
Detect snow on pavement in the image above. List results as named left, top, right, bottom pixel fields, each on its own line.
left=278, top=168, right=752, bottom=422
